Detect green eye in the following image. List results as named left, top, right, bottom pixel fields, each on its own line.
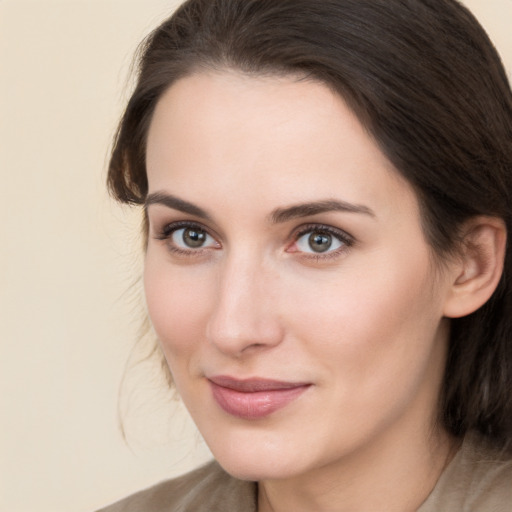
left=169, top=226, right=218, bottom=250
left=181, top=227, right=207, bottom=248
left=307, top=232, right=333, bottom=253
left=294, top=227, right=349, bottom=255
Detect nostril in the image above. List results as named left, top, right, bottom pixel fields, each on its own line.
left=206, top=306, right=284, bottom=357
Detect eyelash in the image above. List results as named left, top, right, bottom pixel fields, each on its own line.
left=154, top=221, right=354, bottom=260
left=290, top=223, right=354, bottom=260
left=155, top=221, right=219, bottom=257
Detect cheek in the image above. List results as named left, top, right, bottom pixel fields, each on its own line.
left=285, top=254, right=445, bottom=443
left=287, top=249, right=440, bottom=378
left=143, top=252, right=213, bottom=361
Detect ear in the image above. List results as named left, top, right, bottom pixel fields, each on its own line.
left=443, top=216, right=507, bottom=319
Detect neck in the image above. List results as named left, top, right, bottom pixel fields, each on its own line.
left=257, top=423, right=458, bottom=512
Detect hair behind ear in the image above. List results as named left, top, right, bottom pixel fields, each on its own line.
left=441, top=217, right=512, bottom=451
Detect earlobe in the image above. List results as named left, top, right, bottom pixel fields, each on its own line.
left=443, top=217, right=507, bottom=319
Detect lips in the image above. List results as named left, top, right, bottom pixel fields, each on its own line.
left=208, top=376, right=311, bottom=419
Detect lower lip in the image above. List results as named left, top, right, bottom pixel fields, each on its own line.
left=209, top=382, right=310, bottom=420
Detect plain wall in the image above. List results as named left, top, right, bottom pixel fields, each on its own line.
left=1, top=1, right=511, bottom=511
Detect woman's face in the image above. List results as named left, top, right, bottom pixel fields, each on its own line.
left=144, top=71, right=454, bottom=481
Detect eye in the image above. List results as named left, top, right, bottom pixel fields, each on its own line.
left=296, top=230, right=342, bottom=253
left=156, top=222, right=220, bottom=254
left=289, top=225, right=353, bottom=256
left=172, top=226, right=216, bottom=249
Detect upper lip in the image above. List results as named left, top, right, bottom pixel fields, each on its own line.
left=208, top=375, right=311, bottom=392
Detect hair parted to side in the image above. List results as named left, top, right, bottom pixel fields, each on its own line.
left=108, top=0, right=512, bottom=451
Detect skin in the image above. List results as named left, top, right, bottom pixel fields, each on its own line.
left=144, top=71, right=462, bottom=511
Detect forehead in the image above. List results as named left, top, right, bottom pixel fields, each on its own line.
left=146, top=71, right=418, bottom=221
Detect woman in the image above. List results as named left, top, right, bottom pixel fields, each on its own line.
left=99, top=0, right=512, bottom=510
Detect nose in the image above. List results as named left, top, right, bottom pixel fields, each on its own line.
left=206, top=254, right=284, bottom=357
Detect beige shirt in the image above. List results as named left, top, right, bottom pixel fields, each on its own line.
left=97, top=434, right=512, bottom=511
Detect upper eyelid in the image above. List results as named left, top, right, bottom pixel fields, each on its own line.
left=153, top=219, right=218, bottom=238
left=292, top=223, right=354, bottom=242
left=162, top=220, right=207, bottom=234
left=147, top=210, right=225, bottom=238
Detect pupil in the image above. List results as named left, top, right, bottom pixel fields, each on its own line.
left=308, top=232, right=332, bottom=253
left=183, top=228, right=206, bottom=248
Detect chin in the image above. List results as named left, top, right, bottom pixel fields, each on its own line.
left=215, top=452, right=303, bottom=482
left=202, top=425, right=316, bottom=482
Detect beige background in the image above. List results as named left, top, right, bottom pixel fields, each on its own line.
left=1, top=1, right=511, bottom=511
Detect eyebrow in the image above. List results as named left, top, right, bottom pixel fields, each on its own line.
left=269, top=199, right=375, bottom=223
left=145, top=192, right=212, bottom=220
left=145, top=192, right=375, bottom=223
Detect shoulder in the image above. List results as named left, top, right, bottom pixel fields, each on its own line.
left=419, top=433, right=512, bottom=512
left=95, top=460, right=257, bottom=512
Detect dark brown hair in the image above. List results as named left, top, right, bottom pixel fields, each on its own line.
left=108, top=0, right=512, bottom=450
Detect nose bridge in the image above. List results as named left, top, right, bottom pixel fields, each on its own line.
left=206, top=248, right=282, bottom=355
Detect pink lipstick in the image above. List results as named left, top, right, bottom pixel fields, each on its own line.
left=208, top=376, right=310, bottom=420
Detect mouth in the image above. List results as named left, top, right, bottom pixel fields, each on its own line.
left=208, top=375, right=311, bottom=420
